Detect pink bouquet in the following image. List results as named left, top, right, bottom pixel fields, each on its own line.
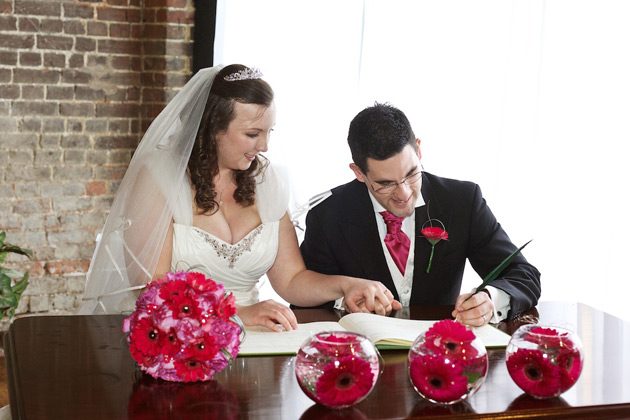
left=123, top=271, right=242, bottom=382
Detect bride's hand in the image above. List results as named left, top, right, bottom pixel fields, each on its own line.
left=341, top=279, right=402, bottom=315
left=236, top=300, right=299, bottom=332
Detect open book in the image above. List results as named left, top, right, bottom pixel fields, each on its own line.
left=238, top=312, right=511, bottom=356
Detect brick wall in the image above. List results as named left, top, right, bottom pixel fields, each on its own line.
left=0, top=0, right=194, bottom=326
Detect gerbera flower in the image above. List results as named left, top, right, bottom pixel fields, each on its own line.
left=315, top=355, right=375, bottom=407
left=216, top=293, right=237, bottom=320
left=526, top=327, right=570, bottom=349
left=558, top=348, right=582, bottom=392
left=173, top=357, right=211, bottom=382
left=409, top=353, right=468, bottom=403
left=186, top=271, right=219, bottom=294
left=159, top=279, right=188, bottom=304
left=130, top=316, right=163, bottom=357
left=312, top=333, right=362, bottom=358
left=506, top=348, right=561, bottom=398
left=424, top=319, right=478, bottom=362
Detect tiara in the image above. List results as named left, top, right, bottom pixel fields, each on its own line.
left=223, top=67, right=263, bottom=82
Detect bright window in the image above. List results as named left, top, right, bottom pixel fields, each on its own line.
left=215, top=0, right=630, bottom=320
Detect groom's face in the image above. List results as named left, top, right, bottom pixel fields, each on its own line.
left=351, top=142, right=423, bottom=218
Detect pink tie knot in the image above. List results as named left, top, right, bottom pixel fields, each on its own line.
left=379, top=211, right=411, bottom=275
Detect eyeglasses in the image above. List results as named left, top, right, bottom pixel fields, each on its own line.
left=367, top=171, right=423, bottom=194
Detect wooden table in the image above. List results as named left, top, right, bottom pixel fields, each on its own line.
left=4, top=301, right=630, bottom=419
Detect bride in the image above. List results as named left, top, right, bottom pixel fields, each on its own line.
left=79, top=64, right=400, bottom=330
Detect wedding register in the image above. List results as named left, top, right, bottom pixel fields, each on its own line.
left=238, top=312, right=511, bottom=356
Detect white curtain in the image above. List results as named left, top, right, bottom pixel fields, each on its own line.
left=215, top=0, right=630, bottom=321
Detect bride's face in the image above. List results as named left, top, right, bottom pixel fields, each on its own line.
left=216, top=101, right=276, bottom=172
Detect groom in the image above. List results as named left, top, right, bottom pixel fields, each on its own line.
left=299, top=103, right=540, bottom=326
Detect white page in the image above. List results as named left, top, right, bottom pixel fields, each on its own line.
left=238, top=321, right=346, bottom=356
left=338, top=313, right=511, bottom=348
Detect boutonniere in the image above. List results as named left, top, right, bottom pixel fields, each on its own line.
left=420, top=219, right=448, bottom=274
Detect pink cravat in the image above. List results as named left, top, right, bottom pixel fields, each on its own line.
left=380, top=211, right=411, bottom=275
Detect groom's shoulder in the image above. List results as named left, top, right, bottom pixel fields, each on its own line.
left=309, top=179, right=363, bottom=215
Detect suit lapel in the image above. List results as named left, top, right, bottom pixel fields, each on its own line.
left=411, top=174, right=449, bottom=302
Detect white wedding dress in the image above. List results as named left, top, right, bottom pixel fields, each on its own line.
left=170, top=163, right=287, bottom=305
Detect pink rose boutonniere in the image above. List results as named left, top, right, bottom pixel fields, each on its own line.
left=421, top=220, right=448, bottom=274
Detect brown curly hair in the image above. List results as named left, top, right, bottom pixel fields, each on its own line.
left=188, top=64, right=274, bottom=215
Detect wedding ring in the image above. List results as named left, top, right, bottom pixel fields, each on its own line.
left=482, top=314, right=487, bottom=324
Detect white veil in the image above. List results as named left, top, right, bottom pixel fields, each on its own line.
left=79, top=66, right=224, bottom=314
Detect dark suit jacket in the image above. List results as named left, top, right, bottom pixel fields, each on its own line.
left=299, top=172, right=541, bottom=320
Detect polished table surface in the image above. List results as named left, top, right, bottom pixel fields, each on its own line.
left=4, top=301, right=630, bottom=419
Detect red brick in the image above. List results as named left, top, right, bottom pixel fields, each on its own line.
left=11, top=101, right=58, bottom=116
left=0, top=15, right=16, bottom=29
left=19, top=51, right=41, bottom=67
left=141, top=88, right=165, bottom=102
left=86, top=181, right=106, bottom=196
left=143, top=24, right=186, bottom=40
left=87, top=21, right=107, bottom=36
left=63, top=4, right=94, bottom=19
left=68, top=54, right=84, bottom=68
left=0, top=68, right=10, bottom=83
left=21, top=85, right=44, bottom=100
left=18, top=17, right=39, bottom=32
left=63, top=20, right=86, bottom=35
left=75, top=37, right=96, bottom=52
left=98, top=39, right=141, bottom=55
left=43, top=52, right=65, bottom=68
left=14, top=1, right=61, bottom=16
left=46, top=86, right=74, bottom=100
left=0, top=51, right=17, bottom=65
left=95, top=135, right=138, bottom=149
left=37, top=34, right=73, bottom=50
left=0, top=86, right=20, bottom=99
left=0, top=1, right=12, bottom=13
left=40, top=19, right=63, bottom=33
left=96, top=103, right=139, bottom=118
left=13, top=68, right=61, bottom=84
left=142, top=9, right=155, bottom=22
left=62, top=69, right=92, bottom=84
left=0, top=34, right=35, bottom=49
left=145, top=0, right=188, bottom=8
left=44, top=260, right=90, bottom=275
left=97, top=6, right=141, bottom=23
left=109, top=23, right=131, bottom=38
left=156, top=9, right=194, bottom=24
left=75, top=86, right=105, bottom=101
left=60, top=103, right=95, bottom=117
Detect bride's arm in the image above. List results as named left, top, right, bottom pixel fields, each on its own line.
left=267, top=213, right=400, bottom=314
left=154, top=221, right=174, bottom=279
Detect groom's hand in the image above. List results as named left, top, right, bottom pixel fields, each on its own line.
left=342, top=281, right=402, bottom=315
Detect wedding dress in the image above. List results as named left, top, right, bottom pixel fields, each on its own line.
left=170, top=164, right=287, bottom=306
left=78, top=65, right=289, bottom=315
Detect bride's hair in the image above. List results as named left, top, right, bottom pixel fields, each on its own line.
left=188, top=64, right=274, bottom=215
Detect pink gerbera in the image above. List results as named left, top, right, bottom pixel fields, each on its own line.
left=558, top=348, right=582, bottom=392
left=506, top=348, right=561, bottom=398
left=312, top=333, right=362, bottom=358
left=315, top=355, right=375, bottom=407
left=409, top=354, right=468, bottom=403
left=424, top=319, right=478, bottom=362
left=526, top=327, right=571, bottom=349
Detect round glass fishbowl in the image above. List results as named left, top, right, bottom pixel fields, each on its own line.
left=407, top=319, right=488, bottom=405
left=295, top=331, right=381, bottom=408
left=506, top=324, right=583, bottom=399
